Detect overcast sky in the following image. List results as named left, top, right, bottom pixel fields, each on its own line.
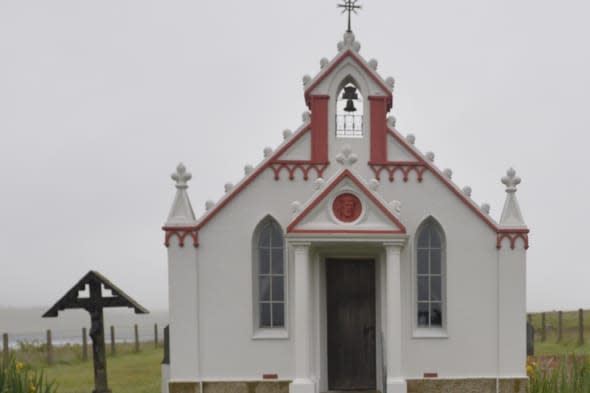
left=0, top=1, right=588, bottom=312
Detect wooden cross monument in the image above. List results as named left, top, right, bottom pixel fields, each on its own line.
left=43, top=271, right=148, bottom=393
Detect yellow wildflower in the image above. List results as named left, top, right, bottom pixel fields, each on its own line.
left=15, top=362, right=24, bottom=370
left=526, top=365, right=534, bottom=374
left=30, top=384, right=37, bottom=393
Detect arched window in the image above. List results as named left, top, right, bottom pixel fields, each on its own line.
left=416, top=219, right=445, bottom=328
left=336, top=80, right=364, bottom=138
left=255, top=218, right=285, bottom=328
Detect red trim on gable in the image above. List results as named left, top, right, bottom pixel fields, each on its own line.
left=270, top=160, right=329, bottom=181
left=287, top=169, right=406, bottom=234
left=290, top=229, right=403, bottom=235
left=369, top=161, right=427, bottom=182
left=304, top=50, right=393, bottom=111
left=310, top=95, right=330, bottom=162
left=163, top=226, right=199, bottom=248
left=195, top=125, right=326, bottom=232
left=387, top=129, right=500, bottom=232
left=497, top=229, right=530, bottom=250
left=369, top=96, right=388, bottom=164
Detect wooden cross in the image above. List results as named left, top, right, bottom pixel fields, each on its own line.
left=43, top=271, right=148, bottom=393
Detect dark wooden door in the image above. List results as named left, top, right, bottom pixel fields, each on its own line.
left=326, top=259, right=376, bottom=391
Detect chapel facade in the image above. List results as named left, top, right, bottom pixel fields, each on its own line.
left=162, top=31, right=529, bottom=393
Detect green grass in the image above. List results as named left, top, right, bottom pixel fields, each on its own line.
left=529, top=310, right=590, bottom=355
left=7, top=341, right=162, bottom=393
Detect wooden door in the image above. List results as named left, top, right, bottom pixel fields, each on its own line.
left=326, top=259, right=376, bottom=390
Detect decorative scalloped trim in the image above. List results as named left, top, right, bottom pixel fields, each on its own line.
left=369, top=162, right=427, bottom=182
left=163, top=226, right=199, bottom=248
left=496, top=229, right=529, bottom=250
left=269, top=161, right=329, bottom=181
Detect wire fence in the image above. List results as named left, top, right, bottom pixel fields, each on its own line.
left=2, top=323, right=165, bottom=366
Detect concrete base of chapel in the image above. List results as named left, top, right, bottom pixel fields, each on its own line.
left=387, top=378, right=408, bottom=393
left=288, top=378, right=315, bottom=393
left=406, top=378, right=528, bottom=393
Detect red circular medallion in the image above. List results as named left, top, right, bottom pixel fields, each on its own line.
left=332, top=193, right=362, bottom=223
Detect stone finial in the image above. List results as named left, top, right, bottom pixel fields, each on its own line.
left=282, top=129, right=293, bottom=140
left=480, top=203, right=491, bottom=215
left=302, top=75, right=312, bottom=87
left=244, top=164, right=254, bottom=176
left=166, top=162, right=196, bottom=226
left=389, top=200, right=402, bottom=217
left=406, top=134, right=416, bottom=145
left=263, top=147, right=273, bottom=158
left=171, top=163, right=192, bottom=189
left=336, top=144, right=358, bottom=166
left=313, top=178, right=325, bottom=191
left=462, top=186, right=472, bottom=197
left=205, top=200, right=215, bottom=211
left=368, top=59, right=378, bottom=71
left=369, top=178, right=380, bottom=191
left=425, top=152, right=435, bottom=162
left=387, top=116, right=396, bottom=128
left=443, top=168, right=453, bottom=179
left=385, top=76, right=395, bottom=90
left=224, top=183, right=234, bottom=193
left=337, top=31, right=361, bottom=52
left=320, top=57, right=329, bottom=69
left=499, top=167, right=526, bottom=227
left=291, top=201, right=302, bottom=216
left=502, top=167, right=521, bottom=193
left=302, top=111, right=311, bottom=123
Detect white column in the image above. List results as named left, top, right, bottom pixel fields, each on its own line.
left=290, top=242, right=315, bottom=393
left=385, top=241, right=406, bottom=393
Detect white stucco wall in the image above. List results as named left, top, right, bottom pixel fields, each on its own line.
left=166, top=45, right=527, bottom=384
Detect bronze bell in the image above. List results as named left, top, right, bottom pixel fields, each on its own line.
left=342, top=86, right=358, bottom=112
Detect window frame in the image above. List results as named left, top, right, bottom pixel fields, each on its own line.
left=412, top=217, right=448, bottom=338
left=252, top=217, right=288, bottom=340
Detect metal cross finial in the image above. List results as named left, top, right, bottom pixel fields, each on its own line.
left=337, top=0, right=362, bottom=33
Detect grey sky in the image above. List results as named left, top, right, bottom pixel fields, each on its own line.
left=0, top=1, right=587, bottom=311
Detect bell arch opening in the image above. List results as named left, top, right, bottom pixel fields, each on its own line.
left=336, top=77, right=364, bottom=138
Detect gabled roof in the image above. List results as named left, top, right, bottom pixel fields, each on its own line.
left=43, top=271, right=148, bottom=317
left=287, top=169, right=406, bottom=235
left=304, top=49, right=393, bottom=110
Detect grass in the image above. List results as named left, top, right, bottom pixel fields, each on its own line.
left=7, top=341, right=162, bottom=393
left=529, top=310, right=590, bottom=356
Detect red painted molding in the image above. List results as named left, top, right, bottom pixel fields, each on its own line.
left=369, top=161, right=427, bottom=182
left=162, top=226, right=199, bottom=248
left=290, top=229, right=403, bottom=235
left=304, top=50, right=393, bottom=110
left=369, top=96, right=388, bottom=164
left=195, top=126, right=311, bottom=231
left=387, top=129, right=499, bottom=232
left=497, top=229, right=530, bottom=250
left=287, top=169, right=406, bottom=234
left=310, top=95, right=330, bottom=162
left=423, top=372, right=438, bottom=378
left=262, top=374, right=278, bottom=380
left=270, top=160, right=329, bottom=181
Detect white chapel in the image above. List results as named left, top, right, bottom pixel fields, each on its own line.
left=161, top=27, right=529, bottom=393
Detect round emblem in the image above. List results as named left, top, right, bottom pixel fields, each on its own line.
left=332, top=193, right=362, bottom=223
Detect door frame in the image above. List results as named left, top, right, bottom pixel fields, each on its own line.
left=314, top=247, right=385, bottom=393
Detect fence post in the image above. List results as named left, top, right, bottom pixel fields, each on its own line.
left=2, top=333, right=8, bottom=367
left=46, top=329, right=54, bottom=365
left=154, top=323, right=158, bottom=348
left=541, top=312, right=546, bottom=342
left=578, top=309, right=584, bottom=345
left=557, top=311, right=563, bottom=342
left=527, top=314, right=532, bottom=325
left=82, top=327, right=88, bottom=360
left=110, top=326, right=116, bottom=355
left=134, top=324, right=140, bottom=352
